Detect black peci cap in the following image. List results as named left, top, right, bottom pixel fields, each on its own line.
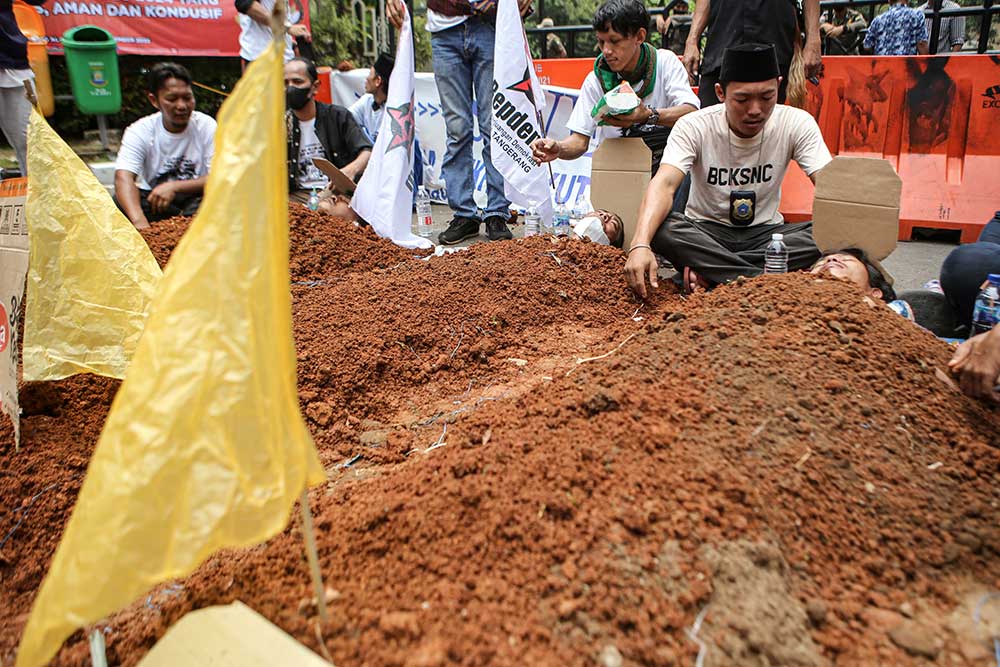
left=720, top=43, right=780, bottom=84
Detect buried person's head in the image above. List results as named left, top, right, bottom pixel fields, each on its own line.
left=716, top=43, right=781, bottom=138
left=811, top=248, right=896, bottom=302
left=573, top=209, right=624, bottom=248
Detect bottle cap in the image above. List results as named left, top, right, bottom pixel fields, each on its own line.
left=771, top=233, right=783, bottom=241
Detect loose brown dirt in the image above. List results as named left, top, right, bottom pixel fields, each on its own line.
left=1, top=214, right=998, bottom=667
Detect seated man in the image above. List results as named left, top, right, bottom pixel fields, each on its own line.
left=625, top=43, right=832, bottom=298
left=349, top=53, right=394, bottom=142
left=114, top=63, right=216, bottom=229
left=949, top=326, right=1000, bottom=402
left=530, top=0, right=699, bottom=174
left=940, top=211, right=1000, bottom=333
left=285, top=57, right=372, bottom=206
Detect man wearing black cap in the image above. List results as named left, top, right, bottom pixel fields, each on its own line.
left=624, top=43, right=832, bottom=298
left=349, top=53, right=394, bottom=143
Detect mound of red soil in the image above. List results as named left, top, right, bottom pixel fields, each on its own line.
left=3, top=232, right=998, bottom=667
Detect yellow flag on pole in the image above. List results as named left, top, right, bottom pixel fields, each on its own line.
left=22, top=108, right=162, bottom=381
left=15, top=41, right=325, bottom=667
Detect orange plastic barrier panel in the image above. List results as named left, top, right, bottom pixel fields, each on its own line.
left=314, top=65, right=333, bottom=104
left=533, top=58, right=592, bottom=88
left=780, top=54, right=1000, bottom=242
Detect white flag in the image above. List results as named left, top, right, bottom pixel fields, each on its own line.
left=491, top=0, right=553, bottom=221
left=351, top=5, right=432, bottom=250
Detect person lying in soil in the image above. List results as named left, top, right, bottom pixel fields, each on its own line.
left=285, top=57, right=372, bottom=208
left=949, top=325, right=1000, bottom=403
left=573, top=209, right=625, bottom=248
left=529, top=0, right=699, bottom=175
left=114, top=63, right=216, bottom=229
left=810, top=248, right=914, bottom=318
left=624, top=42, right=832, bottom=298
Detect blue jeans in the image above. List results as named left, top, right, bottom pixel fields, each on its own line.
left=431, top=19, right=510, bottom=220
left=940, top=212, right=1000, bottom=328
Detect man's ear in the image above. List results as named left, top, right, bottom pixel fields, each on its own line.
left=147, top=92, right=160, bottom=110
left=715, top=82, right=724, bottom=103
left=635, top=27, right=647, bottom=43
left=870, top=288, right=883, bottom=300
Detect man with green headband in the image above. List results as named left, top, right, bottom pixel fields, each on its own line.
left=530, top=0, right=699, bottom=173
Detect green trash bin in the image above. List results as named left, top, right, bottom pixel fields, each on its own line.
left=62, top=25, right=121, bottom=115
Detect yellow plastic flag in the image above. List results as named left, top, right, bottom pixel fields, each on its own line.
left=15, top=41, right=325, bottom=667
left=22, top=108, right=162, bottom=381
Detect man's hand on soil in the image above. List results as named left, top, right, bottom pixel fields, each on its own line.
left=132, top=217, right=151, bottom=230
left=147, top=182, right=178, bottom=215
left=948, top=328, right=1000, bottom=402
left=624, top=247, right=658, bottom=299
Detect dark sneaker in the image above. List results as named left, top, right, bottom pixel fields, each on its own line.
left=485, top=216, right=513, bottom=241
left=438, top=217, right=480, bottom=245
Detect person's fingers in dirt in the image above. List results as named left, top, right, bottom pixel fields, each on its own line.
left=647, top=259, right=658, bottom=291
left=948, top=339, right=972, bottom=370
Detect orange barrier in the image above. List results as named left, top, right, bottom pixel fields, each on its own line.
left=779, top=55, right=999, bottom=242
left=314, top=65, right=334, bottom=105
left=537, top=54, right=1000, bottom=243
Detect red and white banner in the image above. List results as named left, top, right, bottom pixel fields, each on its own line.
left=26, top=0, right=309, bottom=57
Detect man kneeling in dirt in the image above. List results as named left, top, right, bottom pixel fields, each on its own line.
left=114, top=63, right=216, bottom=229
left=624, top=43, right=832, bottom=298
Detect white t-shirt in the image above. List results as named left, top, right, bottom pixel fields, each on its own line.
left=116, top=111, right=217, bottom=191
left=296, top=118, right=329, bottom=190
left=349, top=93, right=385, bottom=142
left=661, top=104, right=832, bottom=226
left=238, top=0, right=295, bottom=63
left=566, top=49, right=700, bottom=144
left=0, top=68, right=33, bottom=89
left=426, top=8, right=467, bottom=32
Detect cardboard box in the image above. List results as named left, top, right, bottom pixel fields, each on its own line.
left=138, top=601, right=331, bottom=666
left=812, top=157, right=901, bottom=263
left=589, top=138, right=651, bottom=249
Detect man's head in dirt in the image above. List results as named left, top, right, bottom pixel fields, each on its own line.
left=573, top=209, right=625, bottom=248
left=284, top=57, right=320, bottom=114
left=365, top=53, right=394, bottom=103
left=811, top=248, right=896, bottom=302
left=716, top=43, right=782, bottom=138
left=147, top=63, right=195, bottom=134
left=592, top=0, right=649, bottom=75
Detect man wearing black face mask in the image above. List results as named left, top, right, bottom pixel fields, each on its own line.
left=284, top=57, right=372, bottom=205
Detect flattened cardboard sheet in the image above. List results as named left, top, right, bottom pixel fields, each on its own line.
left=812, top=157, right=901, bottom=262
left=312, top=157, right=357, bottom=195
left=589, top=138, right=651, bottom=249
left=138, top=601, right=331, bottom=667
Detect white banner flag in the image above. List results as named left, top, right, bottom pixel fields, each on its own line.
left=351, top=5, right=432, bottom=250
left=491, top=0, right=553, bottom=221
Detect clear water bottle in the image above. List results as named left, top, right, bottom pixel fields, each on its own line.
left=524, top=206, right=541, bottom=237
left=971, top=273, right=1000, bottom=335
left=415, top=186, right=433, bottom=238
left=307, top=187, right=320, bottom=212
left=553, top=201, right=571, bottom=236
left=572, top=192, right=589, bottom=225
left=763, top=232, right=788, bottom=274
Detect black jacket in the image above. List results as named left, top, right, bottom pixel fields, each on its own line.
left=1, top=0, right=44, bottom=71
left=286, top=101, right=372, bottom=192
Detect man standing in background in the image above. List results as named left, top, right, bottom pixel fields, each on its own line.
left=235, top=0, right=311, bottom=68
left=819, top=5, right=867, bottom=55
left=387, top=0, right=531, bottom=245
left=863, top=0, right=929, bottom=55
left=0, top=0, right=45, bottom=176
left=917, top=0, right=965, bottom=53
left=349, top=53, right=394, bottom=142
left=682, top=0, right=822, bottom=107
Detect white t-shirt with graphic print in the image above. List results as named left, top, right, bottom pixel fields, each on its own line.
left=296, top=118, right=329, bottom=190
left=661, top=104, right=832, bottom=226
left=116, top=110, right=216, bottom=191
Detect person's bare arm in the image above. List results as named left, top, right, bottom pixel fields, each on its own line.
left=244, top=0, right=271, bottom=26
left=916, top=40, right=929, bottom=55
left=682, top=0, right=710, bottom=83
left=949, top=326, right=1000, bottom=402
left=531, top=132, right=590, bottom=163
left=802, top=0, right=823, bottom=78
left=115, top=170, right=150, bottom=229
left=340, top=149, right=372, bottom=182
left=147, top=176, right=208, bottom=215
left=624, top=165, right=685, bottom=298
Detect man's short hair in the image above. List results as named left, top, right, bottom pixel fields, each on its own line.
left=826, top=247, right=897, bottom=302
left=592, top=0, right=650, bottom=37
left=288, top=57, right=319, bottom=84
left=147, top=62, right=192, bottom=96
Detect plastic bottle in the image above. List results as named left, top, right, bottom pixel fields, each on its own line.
left=307, top=187, right=320, bottom=212
left=524, top=206, right=541, bottom=237
left=971, top=273, right=1000, bottom=335
left=552, top=201, right=571, bottom=237
left=763, top=233, right=788, bottom=274
left=415, top=186, right=433, bottom=238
